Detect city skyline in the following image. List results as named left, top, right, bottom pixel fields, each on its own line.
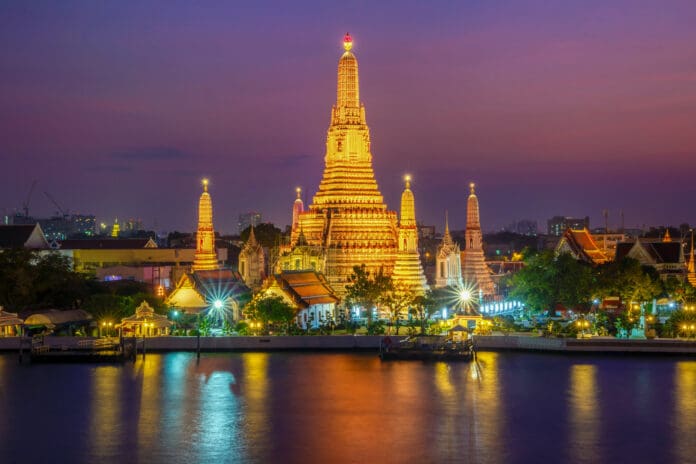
left=2, top=1, right=696, bottom=233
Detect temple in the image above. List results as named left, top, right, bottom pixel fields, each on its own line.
left=284, top=33, right=399, bottom=294
left=391, top=176, right=427, bottom=294
left=435, top=212, right=463, bottom=288
left=193, top=179, right=218, bottom=271
left=461, top=183, right=495, bottom=297
left=239, top=226, right=266, bottom=290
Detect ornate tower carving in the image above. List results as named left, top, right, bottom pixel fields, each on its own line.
left=239, top=226, right=265, bottom=289
left=392, top=175, right=427, bottom=294
left=289, top=33, right=399, bottom=293
left=193, top=179, right=218, bottom=271
left=435, top=211, right=463, bottom=288
left=461, top=183, right=495, bottom=297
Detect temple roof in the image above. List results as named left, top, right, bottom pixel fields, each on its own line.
left=615, top=240, right=683, bottom=264
left=121, top=301, right=172, bottom=327
left=270, top=270, right=339, bottom=308
left=0, top=308, right=23, bottom=326
left=556, top=228, right=609, bottom=264
left=166, top=269, right=251, bottom=313
left=0, top=224, right=49, bottom=249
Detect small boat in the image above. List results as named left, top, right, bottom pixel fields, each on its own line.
left=23, top=336, right=135, bottom=363
left=379, top=335, right=474, bottom=361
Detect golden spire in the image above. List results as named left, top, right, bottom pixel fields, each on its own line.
left=400, top=175, right=416, bottom=228
left=467, top=181, right=480, bottom=230
left=193, top=178, right=218, bottom=271
left=443, top=210, right=453, bottom=246
left=343, top=32, right=353, bottom=52
left=248, top=225, right=258, bottom=246
left=292, top=187, right=304, bottom=234
left=336, top=32, right=360, bottom=111
left=663, top=229, right=672, bottom=242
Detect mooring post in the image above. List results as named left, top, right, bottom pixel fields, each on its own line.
left=197, top=313, right=201, bottom=360
left=18, top=328, right=23, bottom=364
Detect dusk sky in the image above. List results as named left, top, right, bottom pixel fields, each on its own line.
left=2, top=1, right=696, bottom=234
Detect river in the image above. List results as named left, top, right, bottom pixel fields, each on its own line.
left=0, top=351, right=694, bottom=463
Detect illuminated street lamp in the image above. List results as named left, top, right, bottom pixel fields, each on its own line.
left=575, top=318, right=591, bottom=338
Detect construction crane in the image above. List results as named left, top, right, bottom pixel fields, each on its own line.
left=22, top=180, right=37, bottom=218
left=43, top=191, right=68, bottom=218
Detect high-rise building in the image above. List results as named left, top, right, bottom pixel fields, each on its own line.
left=193, top=179, right=218, bottom=271
left=283, top=33, right=400, bottom=294
left=547, top=216, right=590, bottom=236
left=461, top=183, right=495, bottom=297
left=391, top=176, right=427, bottom=294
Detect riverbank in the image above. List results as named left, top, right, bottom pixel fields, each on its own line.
left=0, top=335, right=404, bottom=352
left=4, top=334, right=696, bottom=355
left=474, top=335, right=696, bottom=355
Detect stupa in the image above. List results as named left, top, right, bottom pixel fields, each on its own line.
left=288, top=33, right=399, bottom=294
left=192, top=178, right=218, bottom=271
left=461, top=183, right=495, bottom=297
left=391, top=176, right=428, bottom=294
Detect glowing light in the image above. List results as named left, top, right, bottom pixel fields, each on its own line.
left=343, top=32, right=353, bottom=51
left=460, top=289, right=472, bottom=302
left=213, top=299, right=223, bottom=310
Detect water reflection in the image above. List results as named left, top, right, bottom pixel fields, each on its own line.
left=133, top=356, right=162, bottom=461
left=241, top=353, right=269, bottom=461
left=568, top=364, right=599, bottom=463
left=89, top=366, right=122, bottom=460
left=469, top=352, right=502, bottom=464
left=674, top=362, right=696, bottom=463
left=2, top=352, right=694, bottom=463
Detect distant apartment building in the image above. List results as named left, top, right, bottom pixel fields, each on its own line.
left=417, top=222, right=436, bottom=240
left=238, top=211, right=262, bottom=234
left=547, top=216, right=590, bottom=237
left=504, top=219, right=538, bottom=236
left=7, top=213, right=96, bottom=240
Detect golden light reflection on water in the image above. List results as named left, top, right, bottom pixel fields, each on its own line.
left=469, top=352, right=502, bottom=464
left=135, top=355, right=162, bottom=462
left=89, top=366, right=121, bottom=460
left=674, top=362, right=696, bottom=463
left=434, top=362, right=455, bottom=401
left=240, top=353, right=269, bottom=461
left=569, top=364, right=599, bottom=463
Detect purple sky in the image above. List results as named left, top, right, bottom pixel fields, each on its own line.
left=2, top=1, right=696, bottom=234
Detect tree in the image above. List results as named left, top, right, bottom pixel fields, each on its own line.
left=344, top=265, right=393, bottom=324
left=510, top=251, right=593, bottom=314
left=0, top=249, right=90, bottom=311
left=594, top=258, right=662, bottom=305
left=410, top=290, right=439, bottom=335
left=382, top=283, right=417, bottom=334
left=244, top=294, right=296, bottom=334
